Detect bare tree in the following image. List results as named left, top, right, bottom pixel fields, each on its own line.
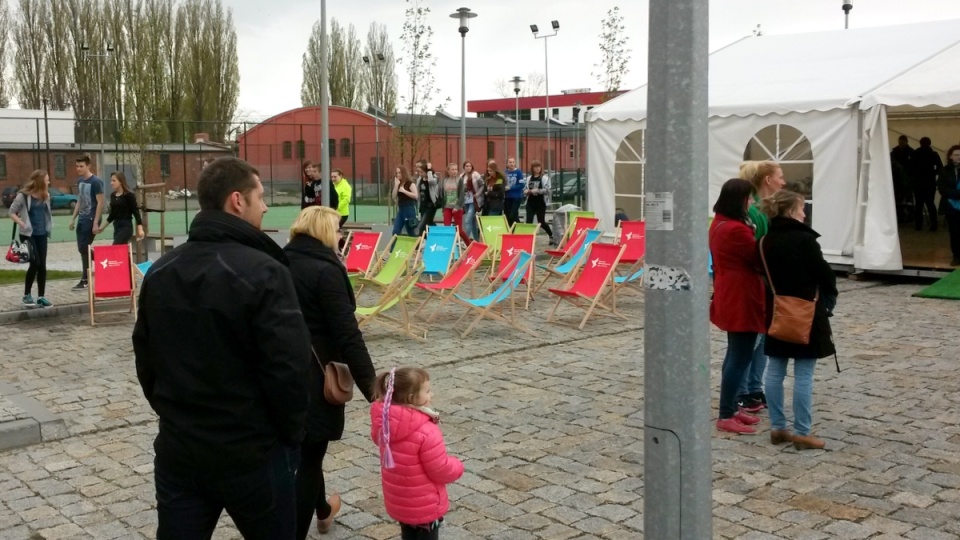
left=179, top=0, right=238, bottom=141
left=13, top=0, right=49, bottom=109
left=328, top=18, right=364, bottom=109
left=493, top=71, right=546, bottom=98
left=43, top=0, right=74, bottom=110
left=593, top=6, right=631, bottom=94
left=364, top=22, right=398, bottom=114
left=300, top=21, right=322, bottom=107
left=0, top=0, right=11, bottom=108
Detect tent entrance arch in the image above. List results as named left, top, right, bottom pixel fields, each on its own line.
left=614, top=129, right=646, bottom=221
left=743, top=123, right=815, bottom=224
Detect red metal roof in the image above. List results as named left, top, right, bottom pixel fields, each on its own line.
left=467, top=91, right=626, bottom=113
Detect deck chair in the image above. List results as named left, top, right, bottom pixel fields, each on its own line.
left=547, top=242, right=627, bottom=330
left=535, top=229, right=603, bottom=293
left=421, top=228, right=458, bottom=278
left=612, top=259, right=645, bottom=295
left=490, top=234, right=536, bottom=309
left=356, top=235, right=421, bottom=293
left=452, top=251, right=537, bottom=338
left=135, top=260, right=153, bottom=277
left=511, top=222, right=540, bottom=236
left=546, top=216, right=600, bottom=261
left=414, top=241, right=489, bottom=322
left=477, top=215, right=510, bottom=256
left=357, top=270, right=426, bottom=340
left=88, top=244, right=138, bottom=326
left=616, top=221, right=646, bottom=264
left=343, top=231, right=383, bottom=276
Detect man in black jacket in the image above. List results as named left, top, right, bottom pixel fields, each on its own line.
left=912, top=137, right=943, bottom=231
left=133, top=157, right=311, bottom=540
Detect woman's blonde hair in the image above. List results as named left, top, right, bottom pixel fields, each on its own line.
left=750, top=161, right=781, bottom=193
left=738, top=161, right=759, bottom=182
left=289, top=205, right=341, bottom=247
left=21, top=170, right=50, bottom=200
left=760, top=190, right=804, bottom=219
left=373, top=366, right=430, bottom=404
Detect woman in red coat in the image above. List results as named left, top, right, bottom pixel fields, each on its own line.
left=709, top=179, right=767, bottom=434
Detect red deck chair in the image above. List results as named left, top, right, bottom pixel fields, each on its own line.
left=490, top=234, right=536, bottom=309
left=617, top=221, right=646, bottom=264
left=344, top=231, right=383, bottom=277
left=88, top=244, right=138, bottom=326
left=545, top=216, right=601, bottom=262
left=547, top=242, right=626, bottom=330
left=414, top=241, right=489, bottom=322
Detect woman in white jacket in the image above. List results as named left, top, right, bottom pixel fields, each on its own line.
left=458, top=160, right=485, bottom=241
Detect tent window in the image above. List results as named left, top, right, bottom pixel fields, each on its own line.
left=613, top=129, right=646, bottom=221
left=743, top=123, right=814, bottom=223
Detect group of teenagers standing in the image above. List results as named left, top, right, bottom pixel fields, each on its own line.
left=390, top=157, right=554, bottom=245
left=709, top=160, right=838, bottom=451
left=135, top=157, right=462, bottom=540
left=8, top=155, right=145, bottom=307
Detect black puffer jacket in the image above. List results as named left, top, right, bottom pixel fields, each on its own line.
left=284, top=234, right=377, bottom=442
left=759, top=217, right=838, bottom=360
left=133, top=210, right=311, bottom=473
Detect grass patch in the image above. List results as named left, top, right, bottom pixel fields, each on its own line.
left=0, top=269, right=82, bottom=285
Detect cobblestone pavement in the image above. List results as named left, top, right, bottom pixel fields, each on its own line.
left=0, top=277, right=959, bottom=539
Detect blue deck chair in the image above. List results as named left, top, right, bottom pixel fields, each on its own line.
left=428, top=225, right=462, bottom=259
left=452, top=251, right=537, bottom=338
left=534, top=229, right=603, bottom=293
left=422, top=228, right=458, bottom=278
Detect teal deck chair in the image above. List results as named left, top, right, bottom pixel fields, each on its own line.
left=428, top=225, right=462, bottom=259
left=421, top=228, right=458, bottom=278
left=535, top=229, right=603, bottom=293
left=452, top=251, right=537, bottom=338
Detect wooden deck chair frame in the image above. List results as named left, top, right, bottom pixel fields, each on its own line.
left=611, top=257, right=645, bottom=296
left=451, top=251, right=537, bottom=338
left=88, top=244, right=138, bottom=326
left=343, top=230, right=384, bottom=277
left=491, top=234, right=536, bottom=309
left=535, top=228, right=602, bottom=293
left=547, top=243, right=627, bottom=330
left=414, top=241, right=489, bottom=322
left=356, top=235, right=421, bottom=294
left=357, top=270, right=427, bottom=341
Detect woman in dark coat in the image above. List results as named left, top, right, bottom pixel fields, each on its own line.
left=709, top=179, right=766, bottom=435
left=284, top=206, right=377, bottom=538
left=759, top=190, right=838, bottom=451
left=937, top=144, right=960, bottom=266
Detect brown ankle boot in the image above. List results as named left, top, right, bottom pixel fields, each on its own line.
left=770, top=429, right=793, bottom=445
left=792, top=435, right=825, bottom=450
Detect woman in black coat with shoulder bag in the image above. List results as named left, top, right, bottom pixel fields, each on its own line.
left=759, top=190, right=838, bottom=451
left=284, top=206, right=377, bottom=538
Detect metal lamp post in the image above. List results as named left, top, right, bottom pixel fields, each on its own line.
left=363, top=54, right=387, bottom=194
left=531, top=21, right=558, bottom=171
left=81, top=42, right=114, bottom=177
left=451, top=7, right=478, bottom=165
left=842, top=1, right=853, bottom=29
left=320, top=0, right=331, bottom=206
left=511, top=75, right=523, bottom=164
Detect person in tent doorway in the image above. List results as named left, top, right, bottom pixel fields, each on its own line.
left=890, top=135, right=915, bottom=224
left=937, top=145, right=960, bottom=266
left=912, top=137, right=942, bottom=232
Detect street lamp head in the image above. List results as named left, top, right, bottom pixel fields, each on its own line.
left=80, top=42, right=89, bottom=51
left=551, top=20, right=560, bottom=31
left=362, top=55, right=370, bottom=64
left=377, top=53, right=385, bottom=61
left=450, top=7, right=477, bottom=36
left=511, top=75, right=524, bottom=94
left=529, top=24, right=538, bottom=34
left=842, top=1, right=853, bottom=14
left=106, top=43, right=115, bottom=53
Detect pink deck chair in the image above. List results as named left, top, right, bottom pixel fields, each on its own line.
left=414, top=241, right=489, bottom=322
left=344, top=231, right=383, bottom=276
left=547, top=242, right=627, bottom=330
left=545, top=216, right=600, bottom=260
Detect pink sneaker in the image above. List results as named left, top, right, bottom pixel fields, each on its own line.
left=734, top=411, right=761, bottom=425
left=716, top=417, right=757, bottom=434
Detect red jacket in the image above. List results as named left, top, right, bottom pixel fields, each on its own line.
left=370, top=401, right=464, bottom=525
left=709, top=214, right=766, bottom=333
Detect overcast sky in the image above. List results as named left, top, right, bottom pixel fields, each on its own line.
left=233, top=0, right=958, bottom=121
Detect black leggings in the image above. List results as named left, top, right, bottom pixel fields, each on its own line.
left=113, top=219, right=133, bottom=245
left=525, top=199, right=553, bottom=237
left=22, top=234, right=48, bottom=297
left=294, top=439, right=331, bottom=540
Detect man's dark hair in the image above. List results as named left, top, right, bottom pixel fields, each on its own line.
left=198, top=157, right=260, bottom=211
left=75, top=155, right=91, bottom=165
left=898, top=135, right=909, bottom=144
left=920, top=137, right=932, bottom=147
left=332, top=168, right=343, bottom=176
left=713, top=178, right=754, bottom=221
left=302, top=160, right=315, bottom=171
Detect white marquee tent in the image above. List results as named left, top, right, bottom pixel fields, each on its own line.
left=586, top=20, right=960, bottom=270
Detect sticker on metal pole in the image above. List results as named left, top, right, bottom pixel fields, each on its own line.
left=645, top=192, right=674, bottom=231
left=644, top=265, right=691, bottom=291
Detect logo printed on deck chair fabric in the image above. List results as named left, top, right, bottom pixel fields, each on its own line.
left=590, top=258, right=611, bottom=269
left=428, top=243, right=448, bottom=252
left=355, top=242, right=372, bottom=250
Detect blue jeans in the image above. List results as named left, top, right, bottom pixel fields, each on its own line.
left=76, top=220, right=95, bottom=281
left=463, top=203, right=478, bottom=240
left=155, top=443, right=300, bottom=540
left=738, top=334, right=768, bottom=397
left=719, top=332, right=758, bottom=419
left=765, top=356, right=817, bottom=436
left=392, top=205, right=418, bottom=237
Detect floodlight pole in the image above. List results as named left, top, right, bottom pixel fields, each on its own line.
left=451, top=8, right=478, bottom=166
left=532, top=23, right=558, bottom=170
left=644, top=0, right=712, bottom=538
left=320, top=0, right=331, bottom=207
left=512, top=76, right=523, bottom=164
left=82, top=43, right=112, bottom=177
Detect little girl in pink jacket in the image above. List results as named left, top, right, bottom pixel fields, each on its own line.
left=371, top=367, right=464, bottom=539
